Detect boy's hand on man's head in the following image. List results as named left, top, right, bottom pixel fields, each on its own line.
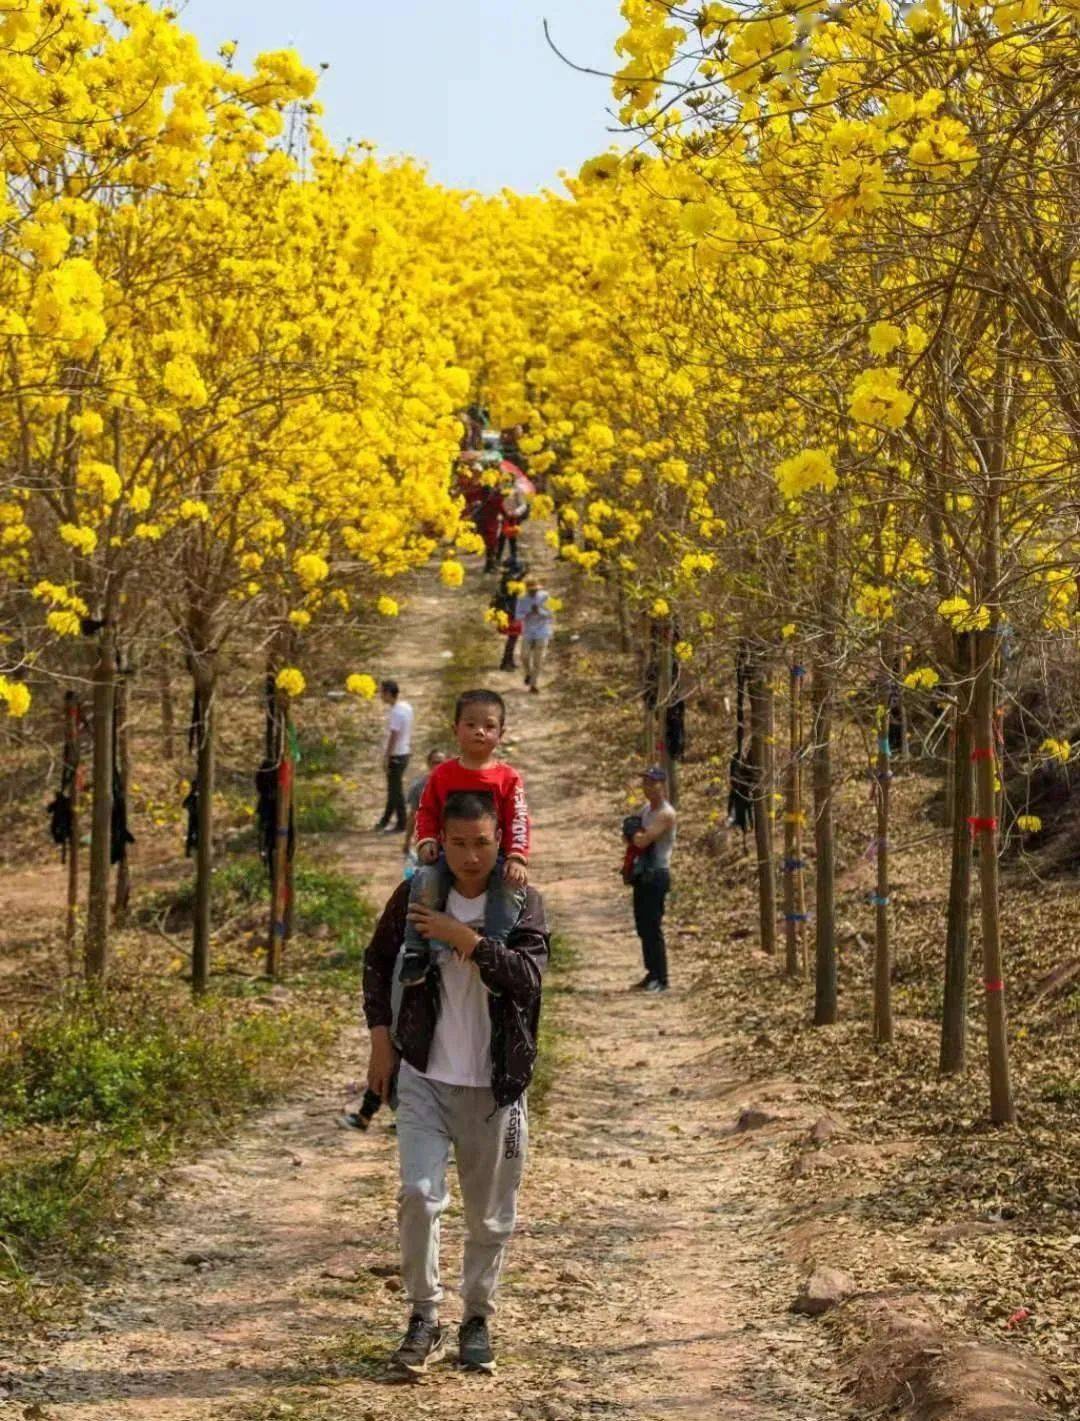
left=418, top=841, right=439, bottom=865
left=504, top=857, right=528, bottom=886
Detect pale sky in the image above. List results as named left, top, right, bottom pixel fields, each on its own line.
left=181, top=0, right=625, bottom=194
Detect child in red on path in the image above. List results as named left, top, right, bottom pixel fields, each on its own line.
left=399, top=689, right=529, bottom=986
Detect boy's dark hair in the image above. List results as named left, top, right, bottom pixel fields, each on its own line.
left=454, top=688, right=506, bottom=726
left=380, top=678, right=399, bottom=698
left=442, top=790, right=499, bottom=828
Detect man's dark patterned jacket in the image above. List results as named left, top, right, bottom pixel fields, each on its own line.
left=362, top=880, right=550, bottom=1108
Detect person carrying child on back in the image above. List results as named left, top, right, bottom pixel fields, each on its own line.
left=399, top=689, right=529, bottom=986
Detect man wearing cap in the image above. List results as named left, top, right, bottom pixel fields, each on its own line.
left=629, top=767, right=677, bottom=994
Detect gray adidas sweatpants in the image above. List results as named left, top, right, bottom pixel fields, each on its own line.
left=396, top=1061, right=528, bottom=1322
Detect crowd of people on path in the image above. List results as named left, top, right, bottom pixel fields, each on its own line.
left=349, top=412, right=679, bottom=1381
left=453, top=410, right=556, bottom=694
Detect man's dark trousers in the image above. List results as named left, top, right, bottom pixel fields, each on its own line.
left=380, top=754, right=411, bottom=831
left=633, top=868, right=670, bottom=986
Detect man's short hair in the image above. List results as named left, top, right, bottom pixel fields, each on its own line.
left=454, top=688, right=506, bottom=726
left=427, top=748, right=447, bottom=767
left=380, top=679, right=399, bottom=699
left=442, top=789, right=498, bottom=828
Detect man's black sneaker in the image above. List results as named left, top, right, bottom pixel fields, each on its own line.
left=458, top=1315, right=495, bottom=1373
left=629, top=974, right=653, bottom=991
left=399, top=946, right=432, bottom=987
left=645, top=980, right=669, bottom=994
left=391, top=1314, right=445, bottom=1376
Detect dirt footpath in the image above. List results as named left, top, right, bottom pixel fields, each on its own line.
left=8, top=565, right=848, bottom=1420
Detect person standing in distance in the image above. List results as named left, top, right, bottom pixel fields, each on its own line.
left=375, top=680, right=414, bottom=835
left=515, top=576, right=554, bottom=694
left=403, top=748, right=447, bottom=860
left=629, top=766, right=677, bottom=994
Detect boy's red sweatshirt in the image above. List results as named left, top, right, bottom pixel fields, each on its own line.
left=415, top=757, right=530, bottom=861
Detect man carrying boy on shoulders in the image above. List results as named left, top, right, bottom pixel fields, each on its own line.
left=363, top=789, right=549, bottom=1379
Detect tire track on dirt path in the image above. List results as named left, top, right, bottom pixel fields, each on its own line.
left=9, top=552, right=849, bottom=1420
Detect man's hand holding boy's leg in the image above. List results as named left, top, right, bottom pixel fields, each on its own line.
left=504, top=856, right=528, bottom=887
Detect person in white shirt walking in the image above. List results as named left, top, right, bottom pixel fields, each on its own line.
left=375, top=679, right=414, bottom=834
left=515, top=576, right=554, bottom=694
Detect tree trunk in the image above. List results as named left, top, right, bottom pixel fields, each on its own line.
left=783, top=661, right=807, bottom=978
left=192, top=667, right=216, bottom=996
left=750, top=652, right=776, bottom=955
left=873, top=702, right=893, bottom=1044
left=811, top=656, right=837, bottom=1026
left=657, top=620, right=679, bottom=806
left=284, top=847, right=296, bottom=948
left=970, top=309, right=1014, bottom=1124
left=84, top=629, right=116, bottom=980
left=641, top=614, right=656, bottom=760
left=64, top=690, right=81, bottom=962
left=113, top=667, right=132, bottom=926
left=944, top=709, right=956, bottom=830
left=615, top=582, right=630, bottom=654
left=893, top=638, right=908, bottom=763
left=267, top=689, right=293, bottom=980
left=158, top=645, right=175, bottom=760
left=940, top=635, right=974, bottom=1075
left=972, top=629, right=1014, bottom=1122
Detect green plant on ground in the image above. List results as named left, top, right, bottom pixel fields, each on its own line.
left=312, top=1325, right=397, bottom=1380
left=290, top=866, right=373, bottom=949
left=136, top=855, right=267, bottom=931
left=532, top=933, right=578, bottom=1120
left=295, top=726, right=359, bottom=777
left=0, top=984, right=338, bottom=1279
left=294, top=781, right=351, bottom=835
left=137, top=857, right=369, bottom=944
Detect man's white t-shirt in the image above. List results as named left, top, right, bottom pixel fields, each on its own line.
left=422, top=889, right=492, bottom=1089
left=385, top=699, right=414, bottom=757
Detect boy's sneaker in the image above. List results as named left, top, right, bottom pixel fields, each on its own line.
left=399, top=945, right=432, bottom=987
left=390, top=1314, right=445, bottom=1377
left=458, top=1315, right=495, bottom=1373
